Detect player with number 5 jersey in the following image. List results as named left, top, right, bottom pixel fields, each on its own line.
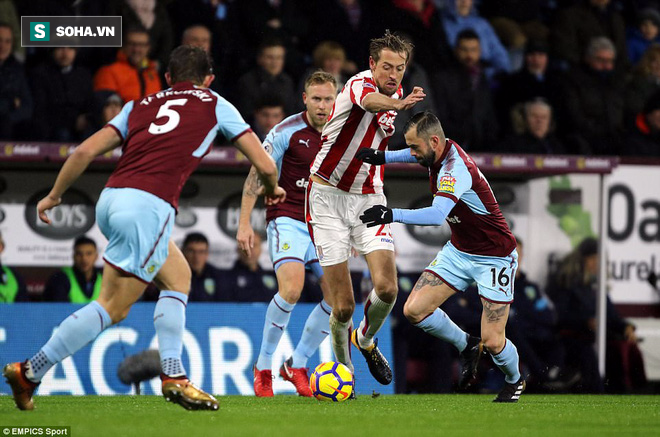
left=3, top=46, right=285, bottom=412
left=356, top=112, right=524, bottom=403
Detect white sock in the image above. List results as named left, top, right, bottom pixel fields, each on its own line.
left=329, top=314, right=354, bottom=373
left=356, top=289, right=395, bottom=349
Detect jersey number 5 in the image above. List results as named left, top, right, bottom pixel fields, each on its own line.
left=148, top=99, right=188, bottom=135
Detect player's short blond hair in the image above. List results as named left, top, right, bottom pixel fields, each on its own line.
left=369, top=30, right=413, bottom=64
left=304, top=70, right=338, bottom=92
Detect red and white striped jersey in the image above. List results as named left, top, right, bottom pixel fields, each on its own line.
left=310, top=70, right=402, bottom=194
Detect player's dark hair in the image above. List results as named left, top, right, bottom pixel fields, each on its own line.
left=403, top=111, right=445, bottom=142
left=168, top=45, right=214, bottom=85
left=0, top=21, right=12, bottom=33
left=183, top=232, right=209, bottom=248
left=74, top=235, right=97, bottom=249
left=456, top=29, right=480, bottom=45
left=304, top=70, right=337, bottom=92
left=369, top=30, right=413, bottom=64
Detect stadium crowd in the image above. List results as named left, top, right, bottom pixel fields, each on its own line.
left=0, top=0, right=654, bottom=397
left=0, top=0, right=659, bottom=156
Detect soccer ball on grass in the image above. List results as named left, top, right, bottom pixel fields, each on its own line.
left=309, top=361, right=354, bottom=402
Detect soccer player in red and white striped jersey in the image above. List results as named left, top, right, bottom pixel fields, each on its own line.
left=307, top=31, right=425, bottom=388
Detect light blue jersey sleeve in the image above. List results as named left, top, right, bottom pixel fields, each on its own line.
left=262, top=125, right=290, bottom=176
left=392, top=195, right=455, bottom=226
left=212, top=93, right=250, bottom=141
left=107, top=100, right=134, bottom=141
left=434, top=153, right=472, bottom=201
left=385, top=149, right=417, bottom=164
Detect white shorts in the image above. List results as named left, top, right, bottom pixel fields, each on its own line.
left=305, top=180, right=394, bottom=267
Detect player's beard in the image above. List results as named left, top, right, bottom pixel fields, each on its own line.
left=417, top=149, right=435, bottom=167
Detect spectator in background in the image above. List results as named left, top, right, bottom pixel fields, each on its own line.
left=299, top=41, right=349, bottom=94
left=180, top=24, right=223, bottom=94
left=236, top=38, right=296, bottom=118
left=0, top=22, right=31, bottom=140
left=0, top=0, right=22, bottom=61
left=0, top=230, right=28, bottom=303
left=497, top=40, right=563, bottom=135
left=627, top=8, right=660, bottom=65
left=624, top=44, right=660, bottom=125
left=380, top=0, right=454, bottom=75
left=227, top=0, right=309, bottom=80
left=391, top=35, right=437, bottom=149
left=561, top=37, right=625, bottom=155
left=478, top=0, right=550, bottom=71
left=499, top=98, right=566, bottom=155
left=98, top=92, right=123, bottom=127
left=547, top=237, right=647, bottom=393
left=30, top=47, right=95, bottom=141
left=307, top=0, right=376, bottom=73
left=112, top=0, right=173, bottom=71
left=251, top=95, right=286, bottom=142
left=93, top=26, right=162, bottom=103
left=43, top=236, right=102, bottom=303
left=181, top=232, right=224, bottom=302
left=432, top=29, right=498, bottom=151
left=551, top=0, right=628, bottom=71
left=441, top=0, right=511, bottom=80
left=218, top=233, right=277, bottom=302
left=627, top=89, right=660, bottom=156
left=506, top=237, right=572, bottom=391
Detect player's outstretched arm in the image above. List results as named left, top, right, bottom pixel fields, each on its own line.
left=359, top=195, right=455, bottom=228
left=237, top=166, right=260, bottom=257
left=361, top=86, right=425, bottom=113
left=37, top=127, right=122, bottom=224
left=234, top=131, right=286, bottom=206
left=356, top=148, right=417, bottom=165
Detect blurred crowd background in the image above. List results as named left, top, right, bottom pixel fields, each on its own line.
left=0, top=0, right=657, bottom=396
left=1, top=0, right=660, bottom=156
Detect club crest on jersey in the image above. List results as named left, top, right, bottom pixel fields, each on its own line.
left=438, top=175, right=456, bottom=194
left=281, top=242, right=290, bottom=251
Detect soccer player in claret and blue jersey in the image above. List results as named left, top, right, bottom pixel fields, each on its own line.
left=3, top=45, right=286, bottom=411
left=237, top=71, right=337, bottom=397
left=357, top=111, right=525, bottom=403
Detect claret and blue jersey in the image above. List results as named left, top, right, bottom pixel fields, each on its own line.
left=387, top=139, right=516, bottom=257
left=105, top=81, right=251, bottom=210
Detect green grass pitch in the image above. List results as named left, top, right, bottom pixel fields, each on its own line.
left=1, top=394, right=659, bottom=436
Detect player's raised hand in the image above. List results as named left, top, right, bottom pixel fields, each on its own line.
left=237, top=224, right=255, bottom=258
left=264, top=186, right=286, bottom=206
left=36, top=195, right=62, bottom=224
left=359, top=205, right=393, bottom=228
left=356, top=148, right=386, bottom=165
left=397, top=86, right=426, bottom=111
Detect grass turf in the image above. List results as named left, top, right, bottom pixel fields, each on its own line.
left=1, top=394, right=659, bottom=437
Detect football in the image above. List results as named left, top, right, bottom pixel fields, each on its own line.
left=309, top=361, right=354, bottom=402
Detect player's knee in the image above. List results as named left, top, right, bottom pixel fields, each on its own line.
left=372, top=278, right=398, bottom=302
left=482, top=335, right=506, bottom=355
left=278, top=286, right=302, bottom=304
left=332, top=302, right=355, bottom=322
left=108, top=306, right=131, bottom=324
left=403, top=301, right=424, bottom=324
